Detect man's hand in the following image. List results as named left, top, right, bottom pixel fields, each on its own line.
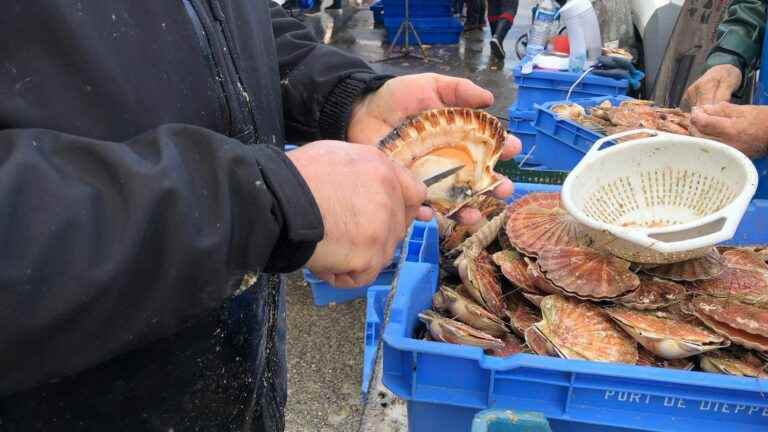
left=288, top=140, right=433, bottom=288
left=683, top=64, right=743, bottom=108
left=347, top=73, right=521, bottom=224
left=691, top=102, right=768, bottom=159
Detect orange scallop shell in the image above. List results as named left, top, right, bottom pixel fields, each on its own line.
left=640, top=248, right=724, bottom=281
left=692, top=297, right=768, bottom=351
left=524, top=326, right=556, bottom=356
left=492, top=250, right=538, bottom=294
left=379, top=108, right=504, bottom=216
left=462, top=250, right=506, bottom=319
left=505, top=192, right=590, bottom=257
left=693, top=265, right=768, bottom=307
left=537, top=246, right=640, bottom=300
left=505, top=294, right=541, bottom=337
left=723, top=248, right=768, bottom=272
left=536, top=295, right=638, bottom=364
left=616, top=276, right=687, bottom=310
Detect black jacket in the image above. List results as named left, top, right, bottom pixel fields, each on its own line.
left=0, top=1, right=389, bottom=430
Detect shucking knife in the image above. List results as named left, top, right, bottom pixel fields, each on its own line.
left=422, top=165, right=464, bottom=187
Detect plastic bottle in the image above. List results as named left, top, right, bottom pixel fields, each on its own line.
left=559, top=0, right=602, bottom=72
left=525, top=0, right=558, bottom=58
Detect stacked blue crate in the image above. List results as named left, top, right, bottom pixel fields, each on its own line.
left=382, top=0, right=461, bottom=46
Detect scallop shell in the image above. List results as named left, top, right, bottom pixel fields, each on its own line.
left=636, top=347, right=695, bottom=370
left=505, top=294, right=541, bottom=337
left=379, top=108, right=504, bottom=216
left=525, top=259, right=560, bottom=296
left=488, top=334, right=525, bottom=357
left=616, top=276, right=687, bottom=310
left=692, top=297, right=768, bottom=351
left=492, top=250, right=538, bottom=294
left=460, top=249, right=506, bottom=319
left=700, top=351, right=768, bottom=378
left=432, top=285, right=509, bottom=337
left=640, top=248, right=724, bottom=281
left=418, top=310, right=505, bottom=351
left=723, top=248, right=768, bottom=272
left=605, top=307, right=728, bottom=359
left=537, top=246, right=640, bottom=300
left=693, top=264, right=768, bottom=306
left=524, top=326, right=556, bottom=356
left=505, top=192, right=591, bottom=257
left=535, top=295, right=638, bottom=364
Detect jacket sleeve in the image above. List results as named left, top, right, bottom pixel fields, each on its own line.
left=706, top=0, right=766, bottom=91
left=270, top=3, right=393, bottom=142
left=0, top=125, right=323, bottom=396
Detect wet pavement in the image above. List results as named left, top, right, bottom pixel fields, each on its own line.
left=285, top=2, right=533, bottom=431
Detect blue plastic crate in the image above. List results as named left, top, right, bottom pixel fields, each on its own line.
left=382, top=182, right=768, bottom=432
left=371, top=0, right=384, bottom=25
left=531, top=95, right=633, bottom=171
left=382, top=0, right=453, bottom=18
left=512, top=66, right=629, bottom=111
left=384, top=17, right=462, bottom=46
left=507, top=108, right=541, bottom=167
left=361, top=284, right=391, bottom=398
left=304, top=243, right=401, bottom=306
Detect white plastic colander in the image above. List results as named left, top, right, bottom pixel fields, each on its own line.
left=561, top=129, right=759, bottom=264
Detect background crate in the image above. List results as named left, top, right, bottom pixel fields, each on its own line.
left=531, top=95, right=632, bottom=171
left=382, top=183, right=768, bottom=432
left=382, top=0, right=453, bottom=18
left=304, top=243, right=401, bottom=306
left=506, top=108, right=541, bottom=166
left=384, top=17, right=462, bottom=46
left=495, top=160, right=568, bottom=185
left=512, top=66, right=629, bottom=111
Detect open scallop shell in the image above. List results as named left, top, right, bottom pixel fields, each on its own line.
left=616, top=276, right=687, bottom=310
left=505, top=192, right=591, bottom=257
left=537, top=246, right=640, bottom=300
left=379, top=108, right=505, bottom=216
left=492, top=250, right=538, bottom=294
left=488, top=334, right=525, bottom=357
left=640, top=248, right=724, bottom=281
left=535, top=295, right=638, bottom=364
left=605, top=307, right=728, bottom=359
left=692, top=297, right=768, bottom=351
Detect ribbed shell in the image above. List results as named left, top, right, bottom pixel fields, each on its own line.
left=616, top=276, right=687, bottom=310
left=536, top=295, right=638, bottom=364
left=462, top=250, right=505, bottom=319
left=693, top=266, right=768, bottom=306
left=419, top=311, right=505, bottom=351
left=699, top=351, right=768, bottom=378
left=505, top=193, right=591, bottom=257
left=605, top=307, right=728, bottom=359
left=537, top=246, right=640, bottom=300
left=723, top=248, right=768, bottom=271
left=378, top=108, right=505, bottom=215
left=432, top=285, right=508, bottom=337
left=505, top=294, right=541, bottom=337
left=524, top=326, right=556, bottom=356
left=492, top=250, right=538, bottom=294
left=692, top=297, right=768, bottom=351
left=640, top=248, right=724, bottom=281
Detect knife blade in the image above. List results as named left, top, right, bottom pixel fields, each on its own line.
left=422, top=165, right=464, bottom=187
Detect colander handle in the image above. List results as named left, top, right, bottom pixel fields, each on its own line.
left=583, top=129, right=661, bottom=162
left=607, top=212, right=745, bottom=254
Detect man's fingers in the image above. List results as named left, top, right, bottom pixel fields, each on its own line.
left=712, top=82, right=735, bottom=105
left=492, top=177, right=515, bottom=199
left=435, top=75, right=494, bottom=108
left=390, top=160, right=429, bottom=207
left=500, top=134, right=522, bottom=161
left=691, top=109, right=736, bottom=140
left=454, top=207, right=482, bottom=225
left=700, top=101, right=738, bottom=117
left=416, top=206, right=434, bottom=221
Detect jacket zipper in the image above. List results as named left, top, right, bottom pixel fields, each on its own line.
left=182, top=0, right=257, bottom=144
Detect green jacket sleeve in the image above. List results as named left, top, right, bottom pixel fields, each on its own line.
left=706, top=0, right=766, bottom=93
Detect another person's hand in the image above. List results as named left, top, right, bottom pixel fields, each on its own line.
left=691, top=102, right=768, bottom=159
left=288, top=140, right=433, bottom=288
left=683, top=64, right=742, bottom=108
left=347, top=73, right=521, bottom=224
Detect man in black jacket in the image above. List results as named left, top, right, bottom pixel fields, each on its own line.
left=0, top=1, right=519, bottom=430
